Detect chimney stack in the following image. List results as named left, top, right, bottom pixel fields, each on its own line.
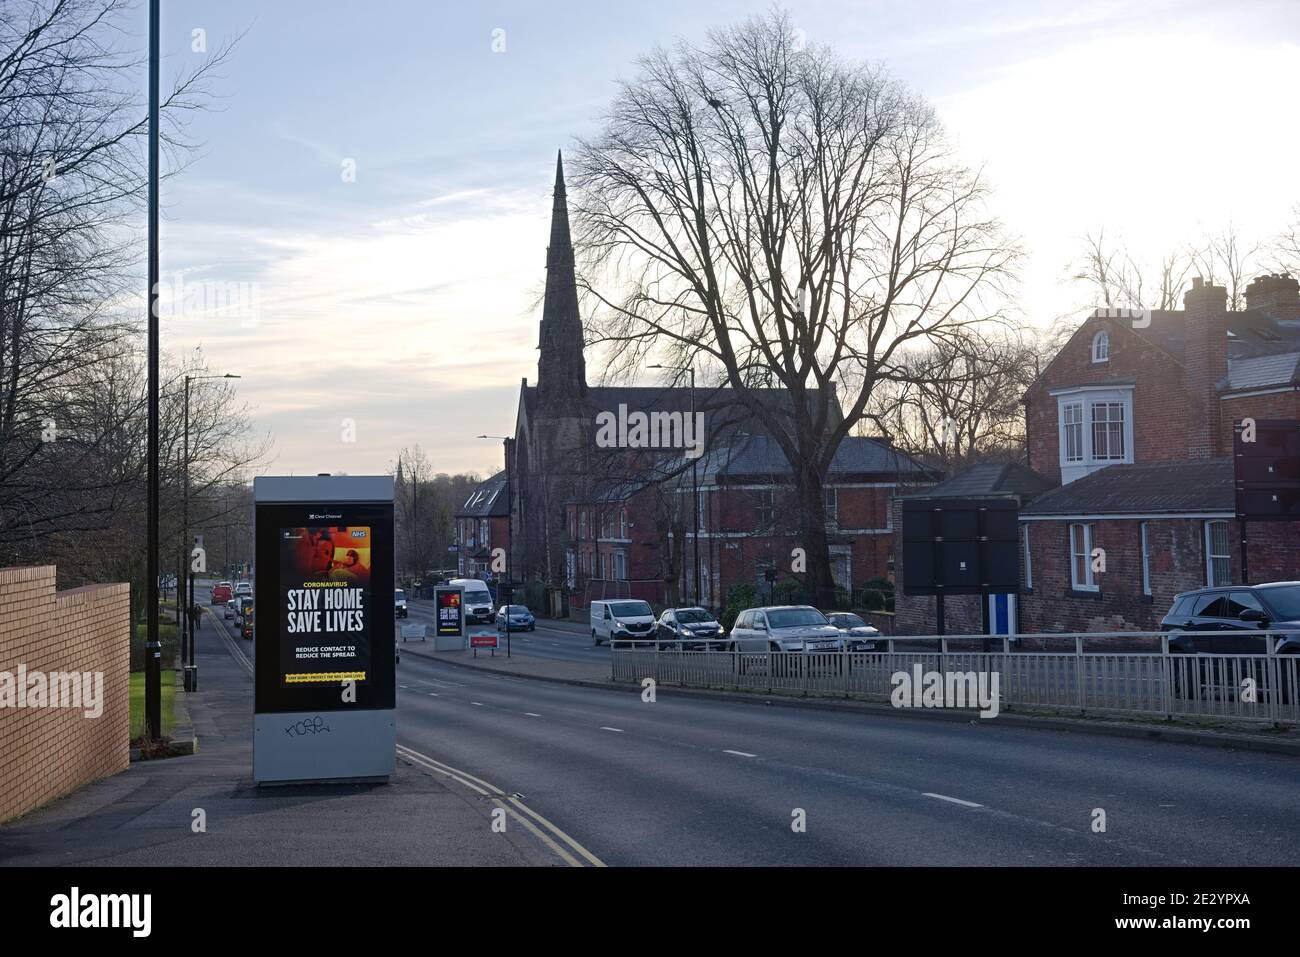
left=1183, top=277, right=1228, bottom=459
left=1244, top=273, right=1300, bottom=312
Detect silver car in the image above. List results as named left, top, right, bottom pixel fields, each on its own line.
left=727, top=605, right=844, bottom=652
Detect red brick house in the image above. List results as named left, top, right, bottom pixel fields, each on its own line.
left=893, top=272, right=1300, bottom=635
left=454, top=470, right=510, bottom=580
left=566, top=434, right=934, bottom=612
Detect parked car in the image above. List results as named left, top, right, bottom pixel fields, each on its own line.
left=496, top=604, right=536, bottom=631
left=728, top=606, right=844, bottom=653
left=210, top=581, right=233, bottom=605
left=1159, top=583, right=1300, bottom=655
left=825, top=612, right=885, bottom=651
left=448, top=578, right=495, bottom=624
left=395, top=589, right=408, bottom=619
left=590, top=599, right=656, bottom=645
left=1160, top=582, right=1300, bottom=699
left=233, top=581, right=252, bottom=599
left=656, top=607, right=725, bottom=649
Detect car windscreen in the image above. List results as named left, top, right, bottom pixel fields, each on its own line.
left=1260, top=585, right=1300, bottom=620
left=464, top=588, right=491, bottom=602
left=830, top=613, right=866, bottom=627
left=676, top=609, right=714, bottom=623
left=767, top=608, right=829, bottom=628
left=394, top=590, right=405, bottom=600
left=611, top=601, right=653, bottom=618
left=508, top=605, right=528, bottom=613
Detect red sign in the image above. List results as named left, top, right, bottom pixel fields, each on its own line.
left=469, top=632, right=498, bottom=649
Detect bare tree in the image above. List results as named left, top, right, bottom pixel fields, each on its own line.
left=868, top=329, right=1037, bottom=471
left=570, top=10, right=1016, bottom=603
left=1070, top=230, right=1193, bottom=311
left=1190, top=221, right=1262, bottom=311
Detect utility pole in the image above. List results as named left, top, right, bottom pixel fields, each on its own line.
left=144, top=0, right=162, bottom=741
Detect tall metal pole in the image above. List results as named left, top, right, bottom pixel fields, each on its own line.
left=183, top=376, right=191, bottom=689
left=689, top=367, right=700, bottom=607
left=144, top=0, right=162, bottom=740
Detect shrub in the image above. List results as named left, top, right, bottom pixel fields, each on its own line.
left=858, top=577, right=895, bottom=612
left=721, top=583, right=759, bottom=630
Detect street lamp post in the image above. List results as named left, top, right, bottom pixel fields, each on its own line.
left=478, top=435, right=512, bottom=658
left=649, top=364, right=700, bottom=607
left=182, top=373, right=240, bottom=692
left=145, top=0, right=162, bottom=741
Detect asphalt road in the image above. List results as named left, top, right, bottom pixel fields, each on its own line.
left=405, top=598, right=611, bottom=663
left=193, top=582, right=1300, bottom=866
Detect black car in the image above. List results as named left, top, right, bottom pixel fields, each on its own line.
left=656, top=607, right=725, bottom=650
left=1159, top=582, right=1300, bottom=655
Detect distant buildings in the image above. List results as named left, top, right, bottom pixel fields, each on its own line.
left=895, top=273, right=1300, bottom=634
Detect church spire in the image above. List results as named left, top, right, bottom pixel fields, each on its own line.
left=538, top=150, right=587, bottom=400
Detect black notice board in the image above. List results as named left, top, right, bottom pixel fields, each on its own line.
left=902, top=497, right=1020, bottom=595
left=1234, top=419, right=1300, bottom=521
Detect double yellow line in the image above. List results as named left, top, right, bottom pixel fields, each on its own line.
left=396, top=745, right=605, bottom=868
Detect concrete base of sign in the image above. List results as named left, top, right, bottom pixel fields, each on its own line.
left=433, top=634, right=466, bottom=651
left=254, top=708, right=395, bottom=785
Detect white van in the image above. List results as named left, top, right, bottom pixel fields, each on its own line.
left=448, top=578, right=495, bottom=624
left=590, top=599, right=657, bottom=645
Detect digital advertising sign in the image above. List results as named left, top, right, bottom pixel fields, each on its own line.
left=252, top=475, right=396, bottom=785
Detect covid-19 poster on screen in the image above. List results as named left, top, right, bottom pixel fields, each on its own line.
left=278, top=525, right=373, bottom=685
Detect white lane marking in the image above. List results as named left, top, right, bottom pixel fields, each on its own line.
left=471, top=701, right=484, bottom=707
left=723, top=749, right=757, bottom=758
left=428, top=693, right=439, bottom=697
left=922, top=792, right=984, bottom=809
left=524, top=712, right=541, bottom=717
left=599, top=726, right=624, bottom=733
left=400, top=685, right=409, bottom=689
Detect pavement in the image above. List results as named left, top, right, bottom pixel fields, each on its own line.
left=0, top=608, right=572, bottom=867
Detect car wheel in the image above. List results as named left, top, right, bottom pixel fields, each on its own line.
left=593, top=630, right=600, bottom=646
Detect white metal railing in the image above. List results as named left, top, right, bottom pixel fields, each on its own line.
left=609, top=631, right=1300, bottom=725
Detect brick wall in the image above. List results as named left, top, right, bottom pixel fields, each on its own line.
left=1221, top=395, right=1300, bottom=452
left=1024, top=316, right=1189, bottom=484
left=1020, top=517, right=1300, bottom=632
left=0, top=566, right=131, bottom=825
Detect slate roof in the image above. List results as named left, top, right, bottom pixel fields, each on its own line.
left=1020, top=459, right=1234, bottom=517
left=902, top=462, right=1055, bottom=502
left=1220, top=351, right=1300, bottom=393
left=688, top=433, right=935, bottom=483
left=456, top=471, right=509, bottom=518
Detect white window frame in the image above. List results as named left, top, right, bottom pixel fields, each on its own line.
left=1091, top=329, right=1109, bottom=363
left=1069, top=522, right=1097, bottom=591
left=824, top=487, right=838, bottom=527
left=1140, top=522, right=1151, bottom=596
left=1090, top=400, right=1127, bottom=461
left=1205, top=520, right=1231, bottom=587
left=614, top=550, right=627, bottom=581
left=619, top=508, right=627, bottom=538
left=1062, top=401, right=1084, bottom=463
left=754, top=489, right=774, bottom=530
left=1054, top=386, right=1134, bottom=482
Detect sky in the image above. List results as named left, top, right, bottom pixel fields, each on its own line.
left=143, top=0, right=1300, bottom=479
